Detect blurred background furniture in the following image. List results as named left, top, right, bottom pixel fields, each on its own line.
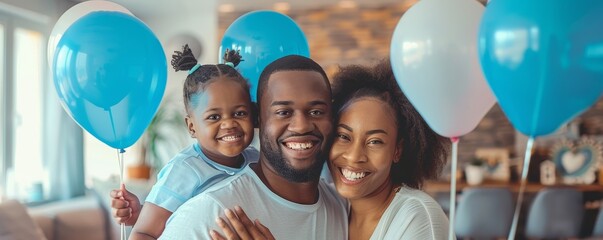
left=455, top=187, right=513, bottom=240
left=591, top=203, right=603, bottom=237
left=426, top=181, right=603, bottom=238
left=525, top=188, right=584, bottom=239
left=0, top=195, right=108, bottom=240
left=0, top=178, right=151, bottom=240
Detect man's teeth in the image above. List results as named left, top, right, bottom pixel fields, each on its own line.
left=285, top=142, right=314, bottom=150
left=221, top=135, right=241, bottom=142
left=341, top=168, right=367, bottom=181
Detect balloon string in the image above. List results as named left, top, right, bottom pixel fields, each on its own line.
left=108, top=108, right=118, bottom=147
left=448, top=137, right=459, bottom=240
left=117, top=149, right=126, bottom=240
left=508, top=137, right=535, bottom=240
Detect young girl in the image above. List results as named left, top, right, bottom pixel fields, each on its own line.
left=110, top=44, right=258, bottom=240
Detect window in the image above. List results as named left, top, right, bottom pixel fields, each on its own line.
left=0, top=9, right=52, bottom=203
left=8, top=27, right=46, bottom=202
left=0, top=23, right=5, bottom=198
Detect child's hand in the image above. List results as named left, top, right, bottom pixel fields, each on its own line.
left=109, top=184, right=141, bottom=226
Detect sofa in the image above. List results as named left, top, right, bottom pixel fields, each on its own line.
left=0, top=180, right=151, bottom=240
left=0, top=195, right=110, bottom=240
left=32, top=196, right=110, bottom=240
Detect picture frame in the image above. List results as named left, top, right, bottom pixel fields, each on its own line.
left=550, top=137, right=603, bottom=184
left=474, top=148, right=511, bottom=182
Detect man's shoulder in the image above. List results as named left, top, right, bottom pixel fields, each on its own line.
left=162, top=187, right=224, bottom=240
left=176, top=189, right=221, bottom=211
left=166, top=176, right=244, bottom=222
left=192, top=167, right=257, bottom=200
left=167, top=168, right=261, bottom=224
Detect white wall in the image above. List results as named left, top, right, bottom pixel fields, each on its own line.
left=0, top=0, right=72, bottom=23
left=83, top=0, right=218, bottom=185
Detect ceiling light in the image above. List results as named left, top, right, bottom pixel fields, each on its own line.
left=338, top=0, right=357, bottom=8
left=273, top=2, right=291, bottom=12
left=219, top=4, right=235, bottom=13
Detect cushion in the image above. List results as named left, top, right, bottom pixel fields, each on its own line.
left=29, top=215, right=53, bottom=240
left=55, top=208, right=106, bottom=240
left=28, top=195, right=109, bottom=240
left=0, top=200, right=47, bottom=240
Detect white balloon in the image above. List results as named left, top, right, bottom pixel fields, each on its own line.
left=390, top=0, right=496, bottom=137
left=48, top=1, right=132, bottom=68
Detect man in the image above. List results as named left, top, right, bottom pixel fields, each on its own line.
left=160, top=55, right=347, bottom=239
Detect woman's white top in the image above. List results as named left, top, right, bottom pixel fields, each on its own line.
left=370, top=186, right=451, bottom=240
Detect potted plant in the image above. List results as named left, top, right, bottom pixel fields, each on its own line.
left=128, top=103, right=187, bottom=179
left=465, top=157, right=486, bottom=185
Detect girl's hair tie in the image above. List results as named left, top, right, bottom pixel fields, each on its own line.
left=188, top=63, right=202, bottom=75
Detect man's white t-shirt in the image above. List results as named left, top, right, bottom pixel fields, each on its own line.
left=370, top=186, right=451, bottom=240
left=160, top=165, right=348, bottom=240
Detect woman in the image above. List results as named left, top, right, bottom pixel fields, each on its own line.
left=211, top=60, right=451, bottom=240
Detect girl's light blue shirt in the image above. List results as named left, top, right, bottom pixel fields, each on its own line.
left=145, top=143, right=259, bottom=212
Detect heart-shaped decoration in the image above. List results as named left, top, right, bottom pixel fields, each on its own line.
left=551, top=138, right=602, bottom=184
left=561, top=151, right=587, bottom=174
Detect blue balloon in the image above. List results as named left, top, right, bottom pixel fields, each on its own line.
left=220, top=10, right=309, bottom=102
left=53, top=11, right=167, bottom=149
left=479, top=0, right=603, bottom=137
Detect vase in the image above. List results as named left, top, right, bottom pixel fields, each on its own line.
left=127, top=164, right=151, bottom=180
left=465, top=165, right=485, bottom=185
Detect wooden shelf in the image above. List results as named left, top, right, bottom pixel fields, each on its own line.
left=424, top=180, right=603, bottom=193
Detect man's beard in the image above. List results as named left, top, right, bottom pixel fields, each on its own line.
left=260, top=135, right=326, bottom=183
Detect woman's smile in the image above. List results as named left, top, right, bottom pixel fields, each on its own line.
left=337, top=166, right=372, bottom=184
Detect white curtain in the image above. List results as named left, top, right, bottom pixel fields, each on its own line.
left=43, top=72, right=85, bottom=200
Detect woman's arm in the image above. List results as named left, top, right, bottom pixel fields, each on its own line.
left=210, top=206, right=275, bottom=240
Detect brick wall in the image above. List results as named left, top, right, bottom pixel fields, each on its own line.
left=218, top=1, right=603, bottom=165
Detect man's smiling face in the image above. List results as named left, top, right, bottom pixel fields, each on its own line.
left=258, top=70, right=333, bottom=183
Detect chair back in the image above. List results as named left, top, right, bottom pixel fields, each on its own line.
left=592, top=203, right=603, bottom=237
left=454, top=187, right=514, bottom=239
left=525, top=188, right=583, bottom=238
